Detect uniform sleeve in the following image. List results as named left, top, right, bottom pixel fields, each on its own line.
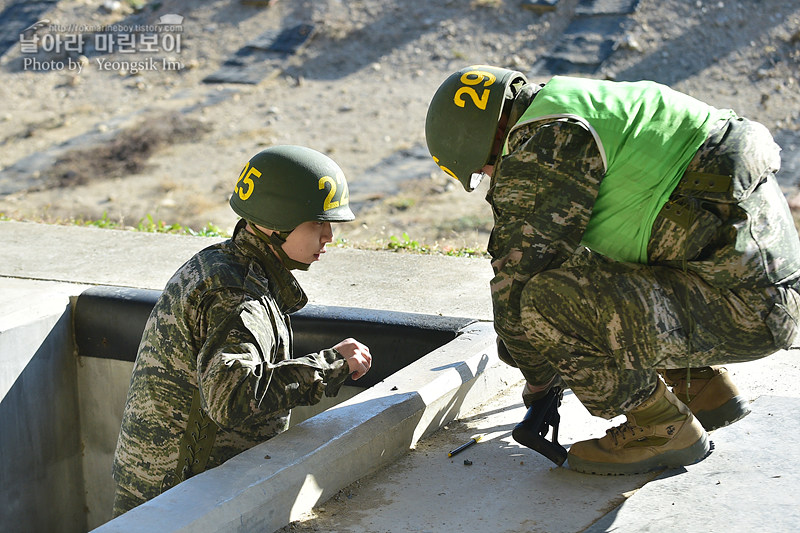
left=194, top=289, right=350, bottom=430
left=488, top=120, right=605, bottom=359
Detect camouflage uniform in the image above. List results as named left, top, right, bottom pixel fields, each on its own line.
left=489, top=84, right=800, bottom=418
left=112, top=219, right=351, bottom=515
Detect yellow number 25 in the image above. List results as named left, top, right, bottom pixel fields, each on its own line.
left=235, top=162, right=262, bottom=201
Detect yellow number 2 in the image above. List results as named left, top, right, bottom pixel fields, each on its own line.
left=319, top=171, right=349, bottom=211
left=432, top=156, right=459, bottom=182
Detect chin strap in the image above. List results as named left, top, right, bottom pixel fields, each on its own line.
left=248, top=223, right=311, bottom=271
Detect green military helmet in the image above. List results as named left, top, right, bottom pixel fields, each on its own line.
left=425, top=65, right=528, bottom=192
left=229, top=145, right=355, bottom=231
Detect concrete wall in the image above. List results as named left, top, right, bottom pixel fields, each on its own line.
left=0, top=298, right=85, bottom=533
left=76, top=357, right=134, bottom=530
left=1, top=281, right=486, bottom=533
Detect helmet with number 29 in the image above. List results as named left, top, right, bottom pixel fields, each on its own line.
left=425, top=65, right=528, bottom=192
left=229, top=145, right=355, bottom=231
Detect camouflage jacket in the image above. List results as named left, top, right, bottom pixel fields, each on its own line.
left=489, top=82, right=800, bottom=365
left=112, top=219, right=351, bottom=503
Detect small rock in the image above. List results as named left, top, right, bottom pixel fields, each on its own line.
left=620, top=34, right=643, bottom=52
left=521, top=0, right=558, bottom=13
left=102, top=0, right=122, bottom=13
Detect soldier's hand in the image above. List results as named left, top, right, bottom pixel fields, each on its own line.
left=333, top=338, right=372, bottom=380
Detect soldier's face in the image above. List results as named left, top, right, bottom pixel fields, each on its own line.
left=282, top=221, right=334, bottom=264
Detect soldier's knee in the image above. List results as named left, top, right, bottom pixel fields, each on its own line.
left=521, top=270, right=587, bottom=318
left=520, top=270, right=590, bottom=346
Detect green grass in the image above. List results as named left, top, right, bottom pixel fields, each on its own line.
left=4, top=212, right=230, bottom=238
left=0, top=214, right=486, bottom=256
left=131, top=215, right=228, bottom=237
left=387, top=232, right=425, bottom=252
left=386, top=231, right=488, bottom=258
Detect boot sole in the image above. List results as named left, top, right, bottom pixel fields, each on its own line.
left=694, top=395, right=750, bottom=432
left=567, top=432, right=711, bottom=476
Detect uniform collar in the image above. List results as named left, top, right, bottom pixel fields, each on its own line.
left=508, top=83, right=542, bottom=131
left=232, top=219, right=308, bottom=313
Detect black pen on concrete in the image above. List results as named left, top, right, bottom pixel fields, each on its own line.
left=448, top=435, right=483, bottom=457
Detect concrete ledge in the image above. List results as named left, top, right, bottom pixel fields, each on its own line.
left=93, top=320, right=516, bottom=532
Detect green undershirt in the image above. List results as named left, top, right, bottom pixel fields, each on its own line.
left=515, top=76, right=734, bottom=263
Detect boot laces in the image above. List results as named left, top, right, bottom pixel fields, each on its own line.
left=607, top=421, right=646, bottom=446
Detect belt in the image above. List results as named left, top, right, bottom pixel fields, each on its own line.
left=659, top=171, right=733, bottom=228
left=674, top=171, right=732, bottom=195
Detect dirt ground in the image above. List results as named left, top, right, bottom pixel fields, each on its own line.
left=0, top=0, right=799, bottom=253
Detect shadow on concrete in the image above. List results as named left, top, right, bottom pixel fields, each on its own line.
left=0, top=310, right=85, bottom=533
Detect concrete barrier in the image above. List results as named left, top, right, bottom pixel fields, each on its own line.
left=94, top=319, right=511, bottom=533
left=2, top=283, right=508, bottom=533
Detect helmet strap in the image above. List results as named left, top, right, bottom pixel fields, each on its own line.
left=486, top=82, right=523, bottom=167
left=248, top=223, right=312, bottom=271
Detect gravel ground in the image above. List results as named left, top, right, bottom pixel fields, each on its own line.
left=0, top=0, right=798, bottom=251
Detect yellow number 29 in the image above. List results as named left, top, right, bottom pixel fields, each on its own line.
left=453, top=69, right=497, bottom=111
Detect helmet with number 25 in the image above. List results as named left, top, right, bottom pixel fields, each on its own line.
left=229, top=145, right=355, bottom=231
left=425, top=65, right=528, bottom=192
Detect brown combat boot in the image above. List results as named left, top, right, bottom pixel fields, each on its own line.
left=567, top=378, right=710, bottom=475
left=663, top=366, right=750, bottom=431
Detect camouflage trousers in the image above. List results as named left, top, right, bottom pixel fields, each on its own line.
left=112, top=484, right=140, bottom=518
left=518, top=248, right=800, bottom=418
left=512, top=118, right=800, bottom=418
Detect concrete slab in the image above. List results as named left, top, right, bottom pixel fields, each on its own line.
left=0, top=277, right=87, bottom=331
left=0, top=220, right=214, bottom=289
left=280, top=383, right=660, bottom=533
left=585, top=395, right=800, bottom=533
left=4, top=221, right=800, bottom=532
left=0, top=220, right=495, bottom=319
left=281, top=353, right=800, bottom=533
left=575, top=0, right=640, bottom=17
